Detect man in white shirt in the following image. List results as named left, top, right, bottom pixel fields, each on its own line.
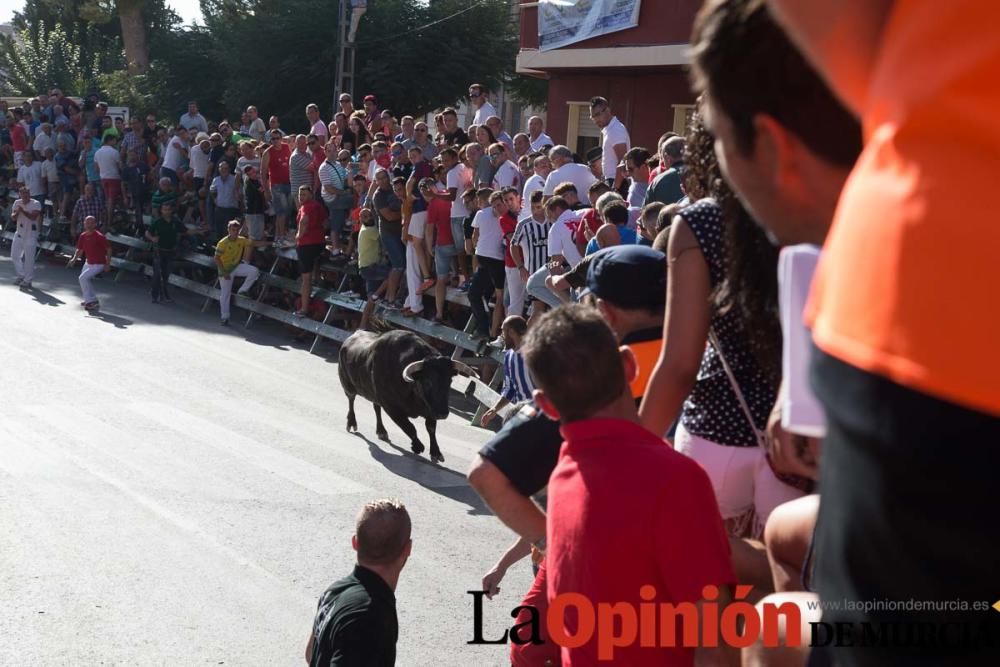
left=521, top=154, right=551, bottom=203
left=468, top=191, right=508, bottom=341
left=10, top=186, right=43, bottom=288
left=489, top=143, right=520, bottom=191
left=527, top=116, right=554, bottom=152
left=542, top=145, right=597, bottom=199
left=526, top=196, right=580, bottom=309
left=317, top=144, right=352, bottom=255
left=246, top=106, right=267, bottom=142
left=190, top=133, right=212, bottom=222
left=590, top=96, right=630, bottom=184
left=179, top=101, right=208, bottom=134
left=440, top=148, right=473, bottom=280
left=16, top=151, right=46, bottom=204
left=305, top=103, right=328, bottom=145
left=94, top=134, right=123, bottom=227
left=32, top=123, right=54, bottom=157
left=161, top=126, right=189, bottom=185
left=469, top=83, right=496, bottom=126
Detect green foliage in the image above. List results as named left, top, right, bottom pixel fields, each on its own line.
left=6, top=0, right=520, bottom=126
left=506, top=75, right=548, bottom=110
left=1, top=24, right=94, bottom=96
left=354, top=0, right=518, bottom=118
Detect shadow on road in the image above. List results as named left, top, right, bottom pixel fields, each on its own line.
left=24, top=286, right=65, bottom=307
left=353, top=432, right=490, bottom=516
left=87, top=310, right=134, bottom=329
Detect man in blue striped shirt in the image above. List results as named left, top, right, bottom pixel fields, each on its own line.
left=480, top=316, right=533, bottom=426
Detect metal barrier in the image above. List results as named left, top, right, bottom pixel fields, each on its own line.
left=2, top=224, right=506, bottom=424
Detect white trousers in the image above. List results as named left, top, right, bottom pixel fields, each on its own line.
left=219, top=262, right=260, bottom=319
left=404, top=240, right=424, bottom=312
left=674, top=424, right=805, bottom=537
left=505, top=266, right=526, bottom=318
left=79, top=263, right=105, bottom=303
left=11, top=233, right=38, bottom=281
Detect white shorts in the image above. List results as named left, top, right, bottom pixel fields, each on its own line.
left=674, top=424, right=805, bottom=537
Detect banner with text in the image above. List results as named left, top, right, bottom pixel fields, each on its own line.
left=538, top=0, right=642, bottom=51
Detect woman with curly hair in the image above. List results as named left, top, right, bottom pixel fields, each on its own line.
left=639, top=100, right=804, bottom=538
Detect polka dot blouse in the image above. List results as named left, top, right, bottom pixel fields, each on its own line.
left=678, top=199, right=778, bottom=447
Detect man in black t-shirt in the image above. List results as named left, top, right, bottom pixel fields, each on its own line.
left=306, top=499, right=411, bottom=667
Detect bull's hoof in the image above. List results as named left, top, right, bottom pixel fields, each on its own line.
left=410, top=441, right=425, bottom=456
left=376, top=429, right=389, bottom=442
left=430, top=449, right=445, bottom=464
left=346, top=420, right=357, bottom=433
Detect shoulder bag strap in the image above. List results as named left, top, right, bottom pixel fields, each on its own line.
left=708, top=329, right=767, bottom=448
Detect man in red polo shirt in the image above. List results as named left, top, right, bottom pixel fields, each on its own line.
left=520, top=305, right=736, bottom=666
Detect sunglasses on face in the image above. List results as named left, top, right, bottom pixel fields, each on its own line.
left=338, top=157, right=350, bottom=163
left=308, top=141, right=317, bottom=147
left=469, top=92, right=480, bottom=98
left=489, top=152, right=501, bottom=159
left=271, top=136, right=281, bottom=142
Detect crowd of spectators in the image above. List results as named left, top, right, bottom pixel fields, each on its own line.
left=10, top=0, right=996, bottom=663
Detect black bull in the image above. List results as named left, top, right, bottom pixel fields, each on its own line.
left=338, top=330, right=475, bottom=463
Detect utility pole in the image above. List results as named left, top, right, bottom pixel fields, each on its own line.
left=333, top=0, right=358, bottom=114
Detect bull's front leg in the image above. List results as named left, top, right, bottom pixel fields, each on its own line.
left=383, top=405, right=424, bottom=456
left=374, top=404, right=389, bottom=442
left=425, top=418, right=444, bottom=463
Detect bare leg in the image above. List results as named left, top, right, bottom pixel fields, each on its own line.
left=386, top=269, right=402, bottom=302
left=435, top=275, right=449, bottom=319
left=742, top=592, right=819, bottom=667
left=490, top=288, right=505, bottom=337
left=765, top=494, right=819, bottom=593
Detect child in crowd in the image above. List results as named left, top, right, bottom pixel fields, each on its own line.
left=357, top=208, right=389, bottom=329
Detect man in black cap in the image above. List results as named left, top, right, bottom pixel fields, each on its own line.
left=467, top=244, right=667, bottom=627
left=584, top=145, right=604, bottom=182
left=583, top=244, right=666, bottom=400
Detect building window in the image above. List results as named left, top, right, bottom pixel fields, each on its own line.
left=672, top=104, right=697, bottom=136
left=566, top=101, right=601, bottom=159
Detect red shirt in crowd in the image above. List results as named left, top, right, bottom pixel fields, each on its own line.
left=297, top=199, right=328, bottom=246
left=11, top=123, right=27, bottom=152
left=546, top=418, right=735, bottom=666
left=500, top=212, right=518, bottom=268
left=266, top=143, right=291, bottom=186
left=76, top=230, right=110, bottom=264
left=426, top=196, right=453, bottom=247
left=572, top=208, right=601, bottom=245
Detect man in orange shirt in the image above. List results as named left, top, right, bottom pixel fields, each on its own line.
left=740, top=1, right=1000, bottom=664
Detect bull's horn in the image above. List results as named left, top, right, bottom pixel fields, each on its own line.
left=452, top=360, right=476, bottom=377
left=402, top=359, right=426, bottom=383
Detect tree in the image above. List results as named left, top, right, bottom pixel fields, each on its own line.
left=1, top=25, right=89, bottom=95
left=116, top=0, right=150, bottom=74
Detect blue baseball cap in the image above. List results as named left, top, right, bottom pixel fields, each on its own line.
left=585, top=245, right=667, bottom=310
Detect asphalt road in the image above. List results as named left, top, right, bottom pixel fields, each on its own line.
left=0, top=251, right=533, bottom=666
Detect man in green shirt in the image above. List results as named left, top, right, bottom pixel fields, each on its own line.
left=144, top=201, right=186, bottom=303
left=214, top=220, right=260, bottom=325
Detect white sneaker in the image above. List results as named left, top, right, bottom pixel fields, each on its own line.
left=487, top=335, right=505, bottom=349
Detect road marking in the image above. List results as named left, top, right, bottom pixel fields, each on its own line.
left=127, top=400, right=375, bottom=496
left=18, top=404, right=261, bottom=500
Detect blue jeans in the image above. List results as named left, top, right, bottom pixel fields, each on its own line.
left=382, top=232, right=406, bottom=270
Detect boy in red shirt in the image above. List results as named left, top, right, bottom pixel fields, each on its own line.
left=520, top=304, right=736, bottom=666
left=67, top=214, right=112, bottom=311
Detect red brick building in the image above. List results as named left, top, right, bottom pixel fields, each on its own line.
left=516, top=0, right=701, bottom=156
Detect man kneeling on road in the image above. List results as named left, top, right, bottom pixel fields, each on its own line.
left=306, top=498, right=411, bottom=667
left=215, top=219, right=260, bottom=326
